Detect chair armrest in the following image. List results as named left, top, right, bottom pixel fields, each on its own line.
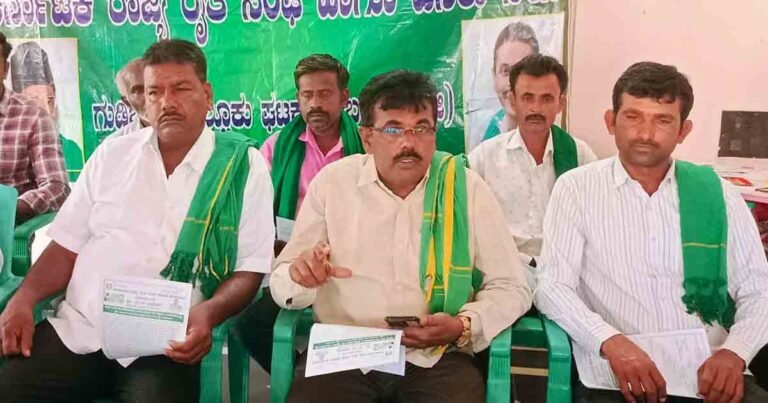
left=227, top=318, right=251, bottom=403
left=12, top=212, right=56, bottom=276
left=510, top=316, right=548, bottom=349
left=486, top=326, right=512, bottom=403
left=199, top=319, right=229, bottom=403
left=542, top=316, right=572, bottom=403
left=13, top=212, right=56, bottom=240
left=270, top=309, right=310, bottom=403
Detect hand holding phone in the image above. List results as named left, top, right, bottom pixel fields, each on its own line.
left=385, top=316, right=421, bottom=328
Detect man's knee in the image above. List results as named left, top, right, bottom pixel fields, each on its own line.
left=116, top=356, right=200, bottom=403
left=0, top=321, right=109, bottom=402
left=398, top=353, right=485, bottom=403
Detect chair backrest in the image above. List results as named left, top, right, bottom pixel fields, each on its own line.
left=0, top=185, right=18, bottom=280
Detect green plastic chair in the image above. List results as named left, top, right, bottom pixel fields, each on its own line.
left=0, top=185, right=20, bottom=313
left=510, top=315, right=572, bottom=402
left=12, top=211, right=57, bottom=276
left=270, top=308, right=514, bottom=403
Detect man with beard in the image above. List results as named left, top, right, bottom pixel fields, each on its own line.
left=469, top=55, right=596, bottom=286
left=270, top=70, right=531, bottom=402
left=536, top=62, right=768, bottom=402
left=235, top=54, right=364, bottom=373
left=110, top=58, right=151, bottom=139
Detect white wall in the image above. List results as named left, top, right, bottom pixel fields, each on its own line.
left=567, top=0, right=768, bottom=160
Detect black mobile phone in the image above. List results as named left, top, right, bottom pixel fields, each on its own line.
left=385, top=316, right=421, bottom=328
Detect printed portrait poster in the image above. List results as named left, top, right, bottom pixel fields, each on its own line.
left=4, top=37, right=84, bottom=180
left=462, top=13, right=566, bottom=153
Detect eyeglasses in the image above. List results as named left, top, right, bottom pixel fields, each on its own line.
left=369, top=126, right=436, bottom=137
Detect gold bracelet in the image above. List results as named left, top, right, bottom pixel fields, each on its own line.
left=455, top=315, right=472, bottom=348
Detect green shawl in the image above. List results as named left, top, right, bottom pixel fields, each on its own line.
left=419, top=151, right=476, bottom=315
left=160, top=132, right=256, bottom=298
left=551, top=124, right=579, bottom=178
left=677, top=160, right=735, bottom=328
left=271, top=112, right=364, bottom=219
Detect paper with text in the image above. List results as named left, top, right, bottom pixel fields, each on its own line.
left=101, top=276, right=192, bottom=360
left=574, top=328, right=711, bottom=399
left=306, top=324, right=403, bottom=377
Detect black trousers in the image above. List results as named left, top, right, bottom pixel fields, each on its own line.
left=0, top=321, right=200, bottom=403
left=288, top=351, right=486, bottom=403
left=234, top=287, right=282, bottom=373
left=749, top=344, right=768, bottom=390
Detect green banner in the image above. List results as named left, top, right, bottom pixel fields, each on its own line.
left=1, top=0, right=567, bottom=177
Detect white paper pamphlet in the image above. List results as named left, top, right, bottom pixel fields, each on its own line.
left=573, top=328, right=711, bottom=399
left=101, top=276, right=192, bottom=360
left=362, top=346, right=407, bottom=376
left=306, top=324, right=404, bottom=377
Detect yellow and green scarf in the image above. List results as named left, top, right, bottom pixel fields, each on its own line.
left=160, top=132, right=256, bottom=298
left=419, top=151, right=479, bottom=315
left=677, top=160, right=735, bottom=328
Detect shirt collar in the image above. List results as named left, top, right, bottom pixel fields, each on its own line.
left=0, top=86, right=11, bottom=116
left=143, top=126, right=214, bottom=174
left=506, top=127, right=555, bottom=156
left=358, top=154, right=381, bottom=187
left=300, top=126, right=344, bottom=157
left=612, top=156, right=677, bottom=188
left=357, top=154, right=431, bottom=191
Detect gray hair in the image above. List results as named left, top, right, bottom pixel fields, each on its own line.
left=114, top=58, right=146, bottom=96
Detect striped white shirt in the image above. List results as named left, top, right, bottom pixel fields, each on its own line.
left=534, top=157, right=768, bottom=366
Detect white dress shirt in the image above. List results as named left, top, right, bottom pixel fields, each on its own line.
left=108, top=117, right=146, bottom=140
left=47, top=127, right=274, bottom=366
left=270, top=154, right=532, bottom=368
left=535, top=157, right=768, bottom=367
left=468, top=128, right=597, bottom=257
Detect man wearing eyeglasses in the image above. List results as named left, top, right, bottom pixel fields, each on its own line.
left=269, top=70, right=531, bottom=402
left=468, top=55, right=596, bottom=288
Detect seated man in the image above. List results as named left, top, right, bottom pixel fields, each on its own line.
left=110, top=57, right=150, bottom=139
left=536, top=62, right=768, bottom=403
left=0, top=39, right=274, bottom=402
left=270, top=70, right=532, bottom=403
left=0, top=32, right=69, bottom=224
left=236, top=54, right=364, bottom=373
left=469, top=55, right=596, bottom=286
left=11, top=41, right=84, bottom=181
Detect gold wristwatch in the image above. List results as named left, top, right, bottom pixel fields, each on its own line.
left=455, top=315, right=472, bottom=348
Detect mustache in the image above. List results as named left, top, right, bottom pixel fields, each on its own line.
left=393, top=149, right=422, bottom=162
left=525, top=114, right=546, bottom=122
left=158, top=112, right=184, bottom=123
left=631, top=140, right=660, bottom=149
left=307, top=108, right=329, bottom=118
